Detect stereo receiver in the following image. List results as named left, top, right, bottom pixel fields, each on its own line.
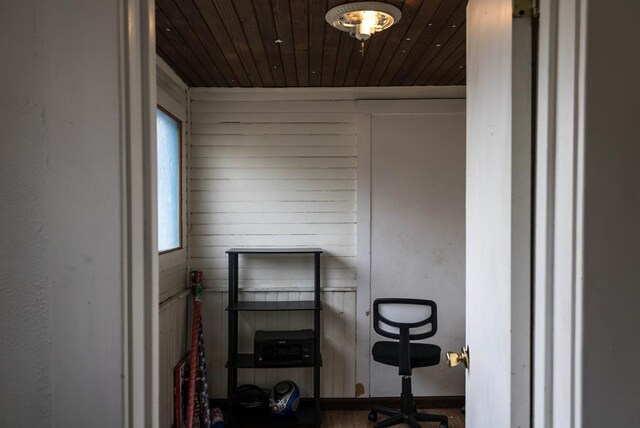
left=254, top=329, right=315, bottom=367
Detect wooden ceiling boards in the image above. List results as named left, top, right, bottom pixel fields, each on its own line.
left=156, top=0, right=467, bottom=87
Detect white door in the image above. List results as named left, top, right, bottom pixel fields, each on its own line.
left=463, top=0, right=533, bottom=426
left=362, top=100, right=466, bottom=397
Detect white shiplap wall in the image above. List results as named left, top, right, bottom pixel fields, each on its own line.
left=189, top=89, right=358, bottom=398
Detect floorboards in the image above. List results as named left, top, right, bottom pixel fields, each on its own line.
left=323, top=408, right=465, bottom=427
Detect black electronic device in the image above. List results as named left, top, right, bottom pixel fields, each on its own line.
left=254, top=329, right=315, bottom=367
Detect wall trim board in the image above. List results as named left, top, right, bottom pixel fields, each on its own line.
left=320, top=396, right=466, bottom=410
left=189, top=86, right=466, bottom=102
left=209, top=396, right=465, bottom=410
left=159, top=288, right=191, bottom=308
left=535, top=1, right=580, bottom=427
left=202, top=287, right=357, bottom=293
left=157, top=55, right=189, bottom=92
left=355, top=113, right=372, bottom=398
left=185, top=86, right=193, bottom=285
left=156, top=89, right=185, bottom=122
left=356, top=99, right=467, bottom=115
left=121, top=0, right=158, bottom=425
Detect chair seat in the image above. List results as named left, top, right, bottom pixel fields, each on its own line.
left=372, top=341, right=441, bottom=368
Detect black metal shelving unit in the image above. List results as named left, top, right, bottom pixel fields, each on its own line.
left=226, top=247, right=323, bottom=427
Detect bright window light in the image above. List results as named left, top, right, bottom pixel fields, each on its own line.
left=156, top=108, right=181, bottom=252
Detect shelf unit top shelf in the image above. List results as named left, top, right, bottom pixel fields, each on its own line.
left=226, top=247, right=323, bottom=254
left=227, top=300, right=322, bottom=312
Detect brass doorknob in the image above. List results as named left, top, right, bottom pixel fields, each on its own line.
left=446, top=346, right=469, bottom=369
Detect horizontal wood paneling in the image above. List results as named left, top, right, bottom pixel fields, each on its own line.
left=192, top=246, right=356, bottom=259
left=191, top=212, right=357, bottom=224
left=189, top=190, right=356, bottom=201
left=192, top=141, right=355, bottom=153
left=192, top=171, right=355, bottom=181
left=189, top=96, right=357, bottom=292
left=200, top=290, right=356, bottom=398
left=159, top=261, right=188, bottom=302
left=191, top=123, right=357, bottom=136
left=190, top=234, right=355, bottom=248
left=190, top=255, right=356, bottom=270
left=189, top=94, right=358, bottom=398
left=191, top=181, right=356, bottom=193
left=191, top=134, right=357, bottom=148
left=192, top=223, right=355, bottom=236
left=190, top=111, right=354, bottom=123
left=190, top=100, right=357, bottom=112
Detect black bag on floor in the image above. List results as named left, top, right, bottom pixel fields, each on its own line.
left=233, top=384, right=271, bottom=421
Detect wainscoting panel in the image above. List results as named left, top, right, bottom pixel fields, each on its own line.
left=159, top=291, right=189, bottom=428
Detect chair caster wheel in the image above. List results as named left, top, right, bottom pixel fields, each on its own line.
left=368, top=411, right=377, bottom=422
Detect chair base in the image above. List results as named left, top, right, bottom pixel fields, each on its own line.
left=369, top=405, right=449, bottom=428
left=368, top=376, right=449, bottom=428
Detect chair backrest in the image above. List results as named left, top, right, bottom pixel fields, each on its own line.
left=373, top=298, right=437, bottom=341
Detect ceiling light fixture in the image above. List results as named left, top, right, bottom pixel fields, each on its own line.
left=325, top=1, right=401, bottom=53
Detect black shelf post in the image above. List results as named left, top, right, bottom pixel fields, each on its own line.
left=227, top=252, right=239, bottom=423
left=313, top=252, right=321, bottom=426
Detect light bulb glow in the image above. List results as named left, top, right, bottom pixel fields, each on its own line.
left=356, top=10, right=378, bottom=40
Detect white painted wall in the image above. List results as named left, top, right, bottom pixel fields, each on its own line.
left=363, top=101, right=466, bottom=397
left=186, top=88, right=466, bottom=399
left=0, top=1, right=125, bottom=425
left=579, top=1, right=640, bottom=425
left=534, top=1, right=640, bottom=426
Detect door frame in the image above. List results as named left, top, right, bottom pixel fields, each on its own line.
left=533, top=0, right=585, bottom=427
left=355, top=96, right=467, bottom=397
left=464, top=1, right=533, bottom=424
left=119, top=0, right=587, bottom=423
left=120, top=0, right=159, bottom=426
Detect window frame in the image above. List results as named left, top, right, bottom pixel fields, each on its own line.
left=156, top=104, right=183, bottom=255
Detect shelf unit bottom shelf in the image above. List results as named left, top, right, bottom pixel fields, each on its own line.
left=227, top=401, right=320, bottom=427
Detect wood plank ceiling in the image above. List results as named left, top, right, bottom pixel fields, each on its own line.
left=155, top=0, right=467, bottom=87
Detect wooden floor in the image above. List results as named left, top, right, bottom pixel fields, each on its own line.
left=323, top=408, right=465, bottom=427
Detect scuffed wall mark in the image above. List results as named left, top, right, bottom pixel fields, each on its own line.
left=355, top=383, right=365, bottom=397
left=365, top=310, right=370, bottom=317
left=433, top=248, right=446, bottom=265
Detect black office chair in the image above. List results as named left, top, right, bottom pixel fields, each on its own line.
left=368, top=298, right=449, bottom=428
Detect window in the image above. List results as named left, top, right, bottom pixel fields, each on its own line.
left=156, top=107, right=181, bottom=252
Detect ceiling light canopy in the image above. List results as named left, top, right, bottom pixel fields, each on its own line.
left=325, top=1, right=402, bottom=42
